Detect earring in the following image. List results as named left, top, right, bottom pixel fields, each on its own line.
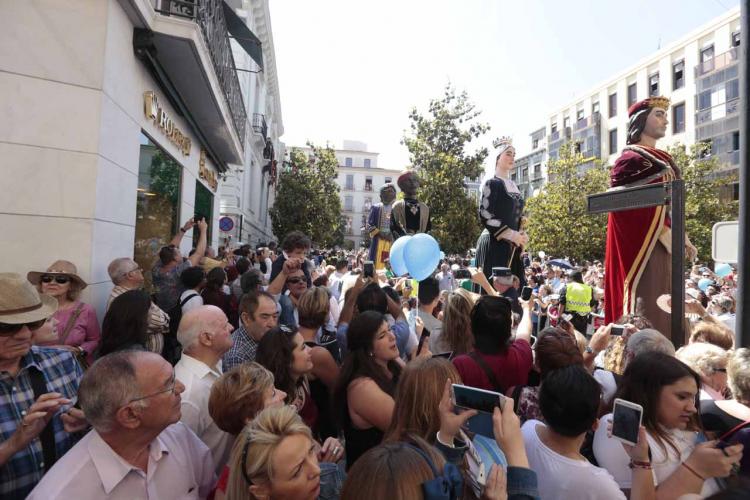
left=368, top=352, right=374, bottom=357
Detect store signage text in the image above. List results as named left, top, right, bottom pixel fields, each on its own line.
left=199, top=149, right=219, bottom=192
left=143, top=91, right=192, bottom=156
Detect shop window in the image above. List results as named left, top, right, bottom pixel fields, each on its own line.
left=194, top=180, right=213, bottom=247
left=135, top=132, right=182, bottom=290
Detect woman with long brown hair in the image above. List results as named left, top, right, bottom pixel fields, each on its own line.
left=436, top=289, right=475, bottom=356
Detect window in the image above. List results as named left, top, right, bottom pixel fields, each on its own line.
left=345, top=174, right=354, bottom=190
left=345, top=157, right=353, bottom=167
left=627, top=83, right=637, bottom=106
left=609, top=129, right=618, bottom=155
left=344, top=195, right=353, bottom=211
left=363, top=197, right=372, bottom=211
left=672, top=102, right=686, bottom=133
left=385, top=176, right=392, bottom=184
left=732, top=31, right=741, bottom=47
left=533, top=163, right=541, bottom=178
left=563, top=116, right=570, bottom=129
left=135, top=132, right=182, bottom=290
left=194, top=180, right=213, bottom=247
left=532, top=138, right=539, bottom=149
left=364, top=158, right=371, bottom=168
left=608, top=93, right=617, bottom=117
left=698, top=90, right=712, bottom=110
left=649, top=73, right=659, bottom=96
left=673, top=60, right=685, bottom=90
left=701, top=45, right=714, bottom=63
left=727, top=79, right=740, bottom=100
left=364, top=176, right=373, bottom=191
left=550, top=122, right=558, bottom=134
left=576, top=108, right=584, bottom=121
left=732, top=131, right=740, bottom=151
left=574, top=142, right=582, bottom=153
left=344, top=216, right=353, bottom=234
left=511, top=173, right=517, bottom=182
left=522, top=167, right=529, bottom=181
left=592, top=101, right=600, bottom=115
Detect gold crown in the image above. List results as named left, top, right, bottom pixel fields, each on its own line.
left=649, top=96, right=671, bottom=110
left=492, top=136, right=513, bottom=149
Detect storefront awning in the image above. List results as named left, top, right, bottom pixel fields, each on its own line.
left=222, top=2, right=264, bottom=70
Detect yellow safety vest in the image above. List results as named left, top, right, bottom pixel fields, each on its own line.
left=566, top=282, right=593, bottom=314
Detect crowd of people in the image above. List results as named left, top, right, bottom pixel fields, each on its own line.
left=1, top=218, right=748, bottom=499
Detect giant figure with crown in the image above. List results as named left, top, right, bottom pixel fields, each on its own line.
left=604, top=96, right=697, bottom=340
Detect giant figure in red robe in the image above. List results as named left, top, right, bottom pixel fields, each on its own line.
left=604, top=97, right=697, bottom=340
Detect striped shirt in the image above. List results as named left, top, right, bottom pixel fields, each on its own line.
left=0, top=347, right=84, bottom=499
left=108, top=286, right=167, bottom=354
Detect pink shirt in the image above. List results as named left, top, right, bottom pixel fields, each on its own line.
left=52, top=301, right=100, bottom=363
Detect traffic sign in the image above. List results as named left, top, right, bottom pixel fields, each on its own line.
left=219, top=216, right=235, bottom=232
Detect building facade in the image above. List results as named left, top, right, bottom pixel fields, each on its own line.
left=515, top=7, right=741, bottom=198
left=219, top=0, right=283, bottom=248
left=0, top=0, right=269, bottom=320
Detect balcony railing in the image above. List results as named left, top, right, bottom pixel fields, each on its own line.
left=252, top=113, right=268, bottom=138
left=697, top=48, right=739, bottom=77
left=154, top=0, right=247, bottom=140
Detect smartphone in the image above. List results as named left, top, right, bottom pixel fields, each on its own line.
left=610, top=325, right=625, bottom=336
left=452, top=384, right=507, bottom=414
left=611, top=398, right=643, bottom=446
left=491, top=267, right=505, bottom=277
left=432, top=351, right=453, bottom=359
left=416, top=328, right=431, bottom=356
left=521, top=286, right=533, bottom=301
left=363, top=261, right=374, bottom=278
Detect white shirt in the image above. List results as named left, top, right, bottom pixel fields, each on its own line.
left=593, top=413, right=720, bottom=496
left=418, top=309, right=444, bottom=354
left=328, top=271, right=346, bottom=302
left=175, top=354, right=231, bottom=474
left=436, top=271, right=455, bottom=293
left=522, top=420, right=625, bottom=500
left=27, top=423, right=215, bottom=500
left=592, top=369, right=618, bottom=405
left=180, top=289, right=203, bottom=314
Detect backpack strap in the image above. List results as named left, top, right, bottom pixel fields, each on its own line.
left=28, top=367, right=58, bottom=472
left=180, top=292, right=199, bottom=308
left=59, top=303, right=85, bottom=345
left=468, top=351, right=503, bottom=393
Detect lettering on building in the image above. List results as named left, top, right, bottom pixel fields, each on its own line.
left=143, top=91, right=192, bottom=156
left=199, top=149, right=218, bottom=191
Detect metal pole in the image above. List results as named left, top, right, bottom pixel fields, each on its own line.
left=670, top=180, right=686, bottom=348
left=736, top=0, right=750, bottom=347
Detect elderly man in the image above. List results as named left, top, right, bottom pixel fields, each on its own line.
left=175, top=306, right=233, bottom=473
left=223, top=292, right=279, bottom=371
left=28, top=351, right=214, bottom=499
left=0, top=274, right=88, bottom=499
left=107, top=257, right=169, bottom=354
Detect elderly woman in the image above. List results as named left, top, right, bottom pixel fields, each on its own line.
left=700, top=348, right=750, bottom=438
left=676, top=341, right=730, bottom=401
left=28, top=260, right=100, bottom=364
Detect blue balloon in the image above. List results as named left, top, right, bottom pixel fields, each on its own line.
left=440, top=251, right=446, bottom=259
left=698, top=278, right=714, bottom=292
left=389, top=236, right=412, bottom=277
left=715, top=263, right=732, bottom=278
left=404, top=233, right=441, bottom=281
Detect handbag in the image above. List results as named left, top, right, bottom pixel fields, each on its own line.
left=59, top=303, right=89, bottom=370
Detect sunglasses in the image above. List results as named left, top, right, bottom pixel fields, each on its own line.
left=286, top=277, right=306, bottom=285
left=41, top=275, right=70, bottom=284
left=0, top=319, right=47, bottom=336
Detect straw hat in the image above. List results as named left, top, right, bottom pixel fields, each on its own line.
left=27, top=260, right=88, bottom=290
left=0, top=273, right=58, bottom=324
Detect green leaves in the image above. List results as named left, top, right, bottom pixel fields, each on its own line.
left=403, top=84, right=488, bottom=254
left=269, top=143, right=343, bottom=247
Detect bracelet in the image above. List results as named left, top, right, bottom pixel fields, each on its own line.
left=681, top=461, right=705, bottom=481
left=628, top=459, right=652, bottom=470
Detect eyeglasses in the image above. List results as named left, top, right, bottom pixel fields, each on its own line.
left=0, top=319, right=47, bottom=336
left=126, top=370, right=177, bottom=403
left=41, top=275, right=70, bottom=284
left=240, top=435, right=254, bottom=484
left=713, top=367, right=727, bottom=373
left=286, top=277, right=306, bottom=285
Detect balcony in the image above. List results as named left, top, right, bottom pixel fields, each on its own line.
left=126, top=0, right=259, bottom=170
left=696, top=98, right=740, bottom=125
left=252, top=113, right=268, bottom=138
left=697, top=48, right=739, bottom=77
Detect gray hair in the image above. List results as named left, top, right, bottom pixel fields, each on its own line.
left=676, top=342, right=729, bottom=377
left=729, top=349, right=750, bottom=403
left=108, top=257, right=136, bottom=285
left=627, top=329, right=675, bottom=359
left=177, top=307, right=206, bottom=351
left=78, top=351, right=145, bottom=432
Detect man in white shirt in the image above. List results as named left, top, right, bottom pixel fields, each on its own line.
left=435, top=263, right=455, bottom=293
left=328, top=259, right=349, bottom=302
left=176, top=306, right=234, bottom=473
left=28, top=351, right=215, bottom=499
left=180, top=266, right=206, bottom=314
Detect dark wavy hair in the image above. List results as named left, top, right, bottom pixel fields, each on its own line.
left=98, top=290, right=151, bottom=357
left=627, top=109, right=650, bottom=145
left=615, top=351, right=702, bottom=457
left=334, top=311, right=401, bottom=427
left=255, top=326, right=301, bottom=404
left=471, top=296, right=512, bottom=354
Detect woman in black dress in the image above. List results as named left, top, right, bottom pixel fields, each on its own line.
left=475, top=137, right=528, bottom=287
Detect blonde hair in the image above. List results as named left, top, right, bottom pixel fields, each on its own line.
left=441, top=289, right=475, bottom=355
left=728, top=348, right=750, bottom=403
left=689, top=322, right=734, bottom=350
left=297, top=286, right=330, bottom=329
left=676, top=342, right=729, bottom=378
left=225, top=405, right=313, bottom=500
left=573, top=331, right=587, bottom=354
left=209, top=363, right=275, bottom=435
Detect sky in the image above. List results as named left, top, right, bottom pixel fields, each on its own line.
left=270, top=0, right=739, bottom=178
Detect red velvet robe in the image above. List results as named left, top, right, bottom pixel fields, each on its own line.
left=604, top=145, right=679, bottom=325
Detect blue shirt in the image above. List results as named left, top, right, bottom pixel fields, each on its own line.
left=222, top=325, right=259, bottom=372
left=0, top=347, right=84, bottom=499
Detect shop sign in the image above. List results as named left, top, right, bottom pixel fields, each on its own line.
left=143, top=91, right=192, bottom=156
left=199, top=149, right=219, bottom=192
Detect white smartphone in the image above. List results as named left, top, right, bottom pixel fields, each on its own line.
left=611, top=398, right=643, bottom=446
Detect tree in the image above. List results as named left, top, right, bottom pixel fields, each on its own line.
left=402, top=84, right=488, bottom=254
left=524, top=143, right=609, bottom=262
left=270, top=143, right=343, bottom=247
left=669, top=142, right=739, bottom=263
